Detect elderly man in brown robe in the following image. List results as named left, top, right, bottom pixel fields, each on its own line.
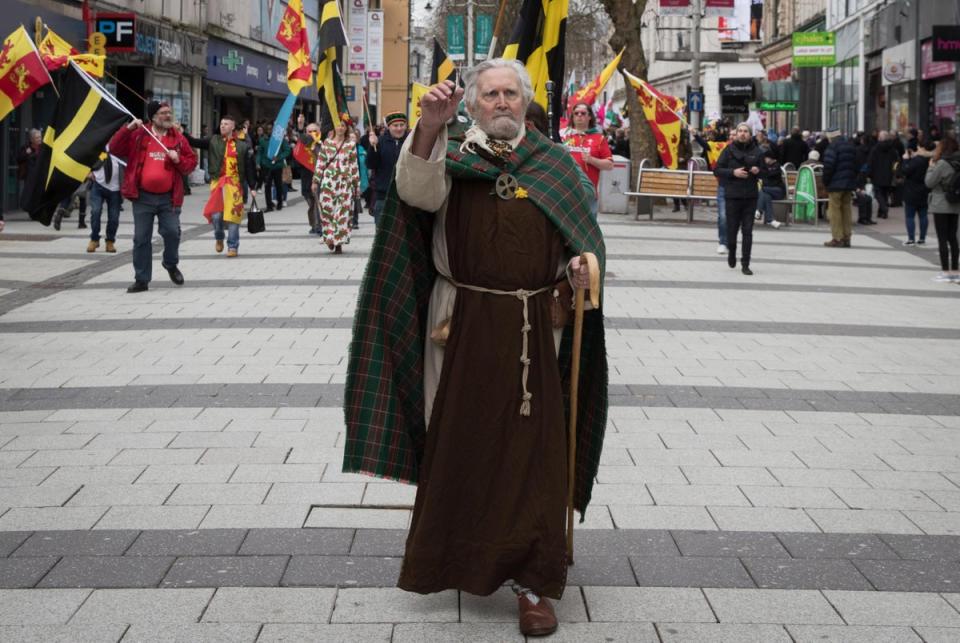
left=343, top=59, right=607, bottom=637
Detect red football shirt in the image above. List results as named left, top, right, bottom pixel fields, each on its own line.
left=563, top=131, right=612, bottom=190
left=139, top=131, right=176, bottom=194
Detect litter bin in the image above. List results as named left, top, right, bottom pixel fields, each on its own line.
left=598, top=155, right=630, bottom=215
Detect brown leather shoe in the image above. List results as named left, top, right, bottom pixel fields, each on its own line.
left=518, top=593, right=558, bottom=637
left=823, top=239, right=843, bottom=247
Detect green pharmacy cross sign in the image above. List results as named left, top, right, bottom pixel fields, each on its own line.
left=221, top=50, right=244, bottom=72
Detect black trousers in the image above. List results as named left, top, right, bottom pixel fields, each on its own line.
left=874, top=186, right=890, bottom=217
left=934, top=212, right=960, bottom=271
left=264, top=168, right=284, bottom=209
left=726, top=197, right=757, bottom=267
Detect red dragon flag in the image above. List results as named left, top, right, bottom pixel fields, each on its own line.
left=623, top=69, right=685, bottom=169
left=0, top=26, right=52, bottom=123
left=276, top=0, right=312, bottom=95
left=569, top=48, right=624, bottom=110
left=38, top=27, right=104, bottom=78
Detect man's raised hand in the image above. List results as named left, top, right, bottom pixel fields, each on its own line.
left=419, top=80, right=464, bottom=131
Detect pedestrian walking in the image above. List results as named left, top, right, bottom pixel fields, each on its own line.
left=351, top=130, right=368, bottom=230
left=780, top=127, right=808, bottom=168
left=313, top=117, right=359, bottom=254
left=344, top=59, right=607, bottom=637
left=925, top=135, right=960, bottom=282
left=86, top=152, right=123, bottom=254
left=868, top=130, right=899, bottom=219
left=366, top=112, right=408, bottom=225
left=257, top=124, right=290, bottom=211
left=821, top=129, right=858, bottom=248
left=714, top=123, right=762, bottom=275
left=108, top=100, right=197, bottom=293
left=563, top=102, right=614, bottom=218
left=294, top=122, right=322, bottom=234
left=191, top=115, right=258, bottom=257
left=898, top=143, right=933, bottom=246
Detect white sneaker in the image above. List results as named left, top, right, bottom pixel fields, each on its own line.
left=717, top=244, right=728, bottom=254
left=754, top=210, right=762, bottom=220
left=768, top=220, right=782, bottom=229
left=933, top=273, right=954, bottom=282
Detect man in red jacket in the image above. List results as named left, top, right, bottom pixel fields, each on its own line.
left=109, top=100, right=198, bottom=293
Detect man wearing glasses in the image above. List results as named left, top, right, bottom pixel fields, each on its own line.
left=563, top=102, right=614, bottom=218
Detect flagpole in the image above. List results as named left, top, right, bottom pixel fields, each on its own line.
left=487, top=0, right=509, bottom=58
left=71, top=60, right=170, bottom=152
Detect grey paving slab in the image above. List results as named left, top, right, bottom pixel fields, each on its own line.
left=202, top=587, right=337, bottom=623
left=0, top=531, right=31, bottom=556
left=657, top=623, right=792, bottom=642
left=199, top=504, right=307, bottom=529
left=348, top=529, right=408, bottom=556
left=120, top=623, right=260, bottom=643
left=282, top=555, right=401, bottom=587
left=0, top=589, right=91, bottom=625
left=67, top=484, right=175, bottom=507
left=94, top=506, right=209, bottom=530
left=239, top=527, right=353, bottom=555
left=37, top=555, right=174, bottom=588
left=161, top=555, right=288, bottom=588
left=914, top=626, right=960, bottom=642
left=879, top=534, right=960, bottom=560
left=672, top=530, right=790, bottom=558
left=70, top=588, right=214, bottom=624
left=776, top=533, right=900, bottom=560
left=569, top=530, right=681, bottom=558
left=786, top=625, right=923, bottom=642
left=824, top=590, right=960, bottom=626
left=709, top=507, right=822, bottom=532
left=705, top=588, right=844, bottom=624
left=391, top=623, right=524, bottom=643
left=564, top=555, right=637, bottom=586
left=126, top=529, right=247, bottom=556
left=258, top=623, right=394, bottom=642
left=136, top=464, right=236, bottom=484
left=42, top=465, right=145, bottom=487
left=0, top=485, right=81, bottom=508
left=0, top=624, right=127, bottom=643
left=582, top=586, right=715, bottom=622
left=630, top=555, right=755, bottom=588
left=165, top=483, right=270, bottom=505
left=852, top=559, right=960, bottom=592
left=806, top=509, right=924, bottom=535
left=0, top=507, right=108, bottom=530
left=742, top=558, right=873, bottom=590
left=330, top=587, right=458, bottom=623
left=459, top=586, right=588, bottom=622
left=0, top=557, right=59, bottom=588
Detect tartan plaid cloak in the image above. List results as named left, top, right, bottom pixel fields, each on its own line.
left=343, top=124, right=608, bottom=516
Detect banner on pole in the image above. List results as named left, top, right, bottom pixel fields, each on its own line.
left=704, top=0, right=735, bottom=17
left=348, top=0, right=367, bottom=72
left=366, top=10, right=383, bottom=79
left=475, top=14, right=493, bottom=60
left=659, top=0, right=690, bottom=16
left=447, top=15, right=465, bottom=60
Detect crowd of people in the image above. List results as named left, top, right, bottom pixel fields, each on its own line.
left=690, top=120, right=960, bottom=282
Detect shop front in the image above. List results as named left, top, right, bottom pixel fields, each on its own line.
left=2, top=1, right=86, bottom=212
left=719, top=77, right=755, bottom=123
left=921, top=39, right=956, bottom=133
left=205, top=39, right=319, bottom=136
left=882, top=40, right=917, bottom=134
left=93, top=13, right=207, bottom=135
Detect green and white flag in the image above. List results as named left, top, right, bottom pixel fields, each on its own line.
left=794, top=166, right=817, bottom=223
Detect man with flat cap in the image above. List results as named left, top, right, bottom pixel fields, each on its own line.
left=109, top=100, right=197, bottom=292
left=365, top=111, right=408, bottom=225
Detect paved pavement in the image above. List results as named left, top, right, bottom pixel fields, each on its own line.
left=1, top=188, right=960, bottom=641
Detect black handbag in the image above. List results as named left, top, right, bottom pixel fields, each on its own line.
left=247, top=196, right=265, bottom=234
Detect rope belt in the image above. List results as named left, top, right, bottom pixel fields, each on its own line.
left=444, top=276, right=552, bottom=417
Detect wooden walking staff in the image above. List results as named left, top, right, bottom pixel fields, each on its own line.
left=566, top=251, right=600, bottom=564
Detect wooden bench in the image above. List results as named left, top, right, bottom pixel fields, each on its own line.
left=625, top=159, right=718, bottom=222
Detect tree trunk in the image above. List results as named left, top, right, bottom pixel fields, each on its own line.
left=598, top=0, right=657, bottom=188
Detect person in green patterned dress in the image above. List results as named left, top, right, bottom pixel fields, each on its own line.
left=312, top=117, right=359, bottom=254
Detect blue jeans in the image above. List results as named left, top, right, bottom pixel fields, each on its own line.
left=212, top=212, right=240, bottom=250
left=132, top=191, right=179, bottom=284
left=88, top=182, right=121, bottom=241
left=904, top=202, right=928, bottom=242
left=757, top=185, right=786, bottom=223
left=717, top=184, right=726, bottom=244
left=373, top=192, right=386, bottom=225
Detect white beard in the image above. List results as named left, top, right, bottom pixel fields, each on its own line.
left=479, top=113, right=522, bottom=140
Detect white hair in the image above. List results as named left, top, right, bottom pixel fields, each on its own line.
left=463, top=58, right=534, bottom=118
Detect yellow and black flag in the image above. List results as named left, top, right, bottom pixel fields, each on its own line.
left=430, top=38, right=458, bottom=86
left=20, top=61, right=129, bottom=226
left=317, top=0, right=348, bottom=129
left=503, top=0, right=568, bottom=138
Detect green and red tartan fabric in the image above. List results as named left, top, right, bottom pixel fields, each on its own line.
left=343, top=124, right=608, bottom=516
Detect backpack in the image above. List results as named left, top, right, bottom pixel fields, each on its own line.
left=945, top=160, right=960, bottom=204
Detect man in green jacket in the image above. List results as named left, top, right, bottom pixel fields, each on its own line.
left=186, top=115, right=257, bottom=256
left=257, top=123, right=291, bottom=211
